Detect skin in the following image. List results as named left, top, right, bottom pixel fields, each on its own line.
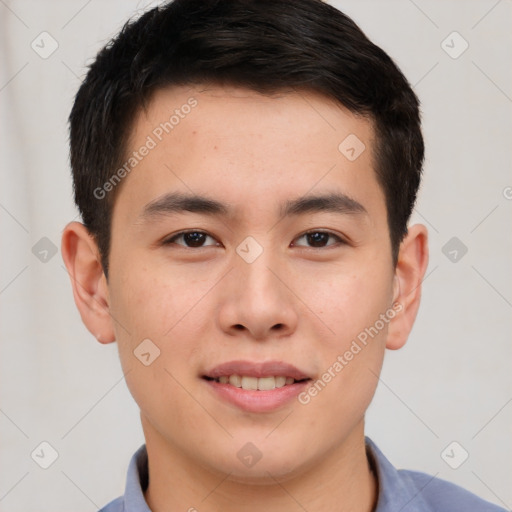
left=62, top=84, right=428, bottom=512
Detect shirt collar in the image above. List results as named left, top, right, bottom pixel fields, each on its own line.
left=123, top=444, right=151, bottom=512
left=365, top=436, right=431, bottom=512
left=122, top=438, right=431, bottom=512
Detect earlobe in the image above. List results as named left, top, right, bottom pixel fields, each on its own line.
left=386, top=224, right=429, bottom=350
left=61, top=221, right=116, bottom=344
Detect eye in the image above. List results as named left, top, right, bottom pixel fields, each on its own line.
left=292, top=230, right=345, bottom=248
left=162, top=230, right=219, bottom=248
left=162, top=230, right=345, bottom=249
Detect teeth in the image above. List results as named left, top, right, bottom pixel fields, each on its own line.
left=275, top=376, right=286, bottom=388
left=229, top=375, right=242, bottom=387
left=257, top=376, right=275, bottom=391
left=241, top=376, right=258, bottom=390
left=217, top=375, right=298, bottom=390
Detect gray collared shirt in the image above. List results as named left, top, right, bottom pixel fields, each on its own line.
left=99, top=437, right=506, bottom=511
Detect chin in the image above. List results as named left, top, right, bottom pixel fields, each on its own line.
left=200, top=435, right=319, bottom=483
left=217, top=456, right=308, bottom=484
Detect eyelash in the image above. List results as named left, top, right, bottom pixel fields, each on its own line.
left=162, top=230, right=346, bottom=249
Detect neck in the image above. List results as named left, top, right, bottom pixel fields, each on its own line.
left=142, top=418, right=377, bottom=512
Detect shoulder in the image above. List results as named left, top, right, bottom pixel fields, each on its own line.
left=365, top=437, right=507, bottom=512
left=96, top=444, right=149, bottom=512
left=98, top=496, right=124, bottom=512
left=398, top=469, right=507, bottom=512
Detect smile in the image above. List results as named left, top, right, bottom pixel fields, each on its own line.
left=202, top=360, right=312, bottom=412
left=205, top=375, right=305, bottom=390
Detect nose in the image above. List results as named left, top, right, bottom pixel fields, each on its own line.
left=217, top=251, right=299, bottom=341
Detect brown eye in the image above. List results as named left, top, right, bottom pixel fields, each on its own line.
left=293, top=231, right=344, bottom=248
left=163, top=231, right=218, bottom=248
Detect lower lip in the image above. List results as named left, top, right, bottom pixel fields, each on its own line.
left=204, top=379, right=310, bottom=413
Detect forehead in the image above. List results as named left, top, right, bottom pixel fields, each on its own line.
left=115, top=83, right=383, bottom=225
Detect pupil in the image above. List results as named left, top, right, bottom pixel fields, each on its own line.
left=307, top=232, right=328, bottom=247
left=184, top=232, right=205, bottom=247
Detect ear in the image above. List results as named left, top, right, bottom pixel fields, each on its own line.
left=61, top=221, right=116, bottom=344
left=386, top=224, right=429, bottom=350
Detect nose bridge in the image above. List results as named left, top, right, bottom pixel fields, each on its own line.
left=217, top=237, right=299, bottom=339
left=235, top=242, right=284, bottom=306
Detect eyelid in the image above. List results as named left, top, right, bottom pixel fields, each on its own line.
left=292, top=229, right=347, bottom=248
left=162, top=229, right=220, bottom=247
left=161, top=228, right=348, bottom=249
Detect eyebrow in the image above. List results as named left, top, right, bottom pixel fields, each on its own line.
left=139, top=191, right=367, bottom=221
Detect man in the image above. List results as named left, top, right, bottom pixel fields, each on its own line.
left=61, top=0, right=505, bottom=510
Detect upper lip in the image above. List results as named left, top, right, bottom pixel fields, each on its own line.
left=203, top=360, right=311, bottom=380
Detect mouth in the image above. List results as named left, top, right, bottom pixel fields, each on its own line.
left=202, top=360, right=312, bottom=412
left=203, top=374, right=310, bottom=390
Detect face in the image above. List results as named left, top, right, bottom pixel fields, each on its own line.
left=105, top=84, right=398, bottom=480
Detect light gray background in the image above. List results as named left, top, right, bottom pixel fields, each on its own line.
left=0, top=1, right=511, bottom=510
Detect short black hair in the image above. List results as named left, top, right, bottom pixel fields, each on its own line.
left=69, top=0, right=424, bottom=276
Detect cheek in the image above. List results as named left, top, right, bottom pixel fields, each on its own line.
left=109, top=257, right=209, bottom=339
left=297, top=261, right=394, bottom=349
left=107, top=260, right=198, bottom=377
left=294, top=258, right=394, bottom=408
left=107, top=264, right=209, bottom=432
left=297, top=303, right=389, bottom=441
